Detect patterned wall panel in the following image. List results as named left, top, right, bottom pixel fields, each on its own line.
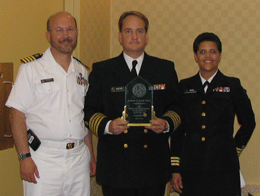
left=112, top=0, right=260, bottom=186
left=80, top=0, right=110, bottom=71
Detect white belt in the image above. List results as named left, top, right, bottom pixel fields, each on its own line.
left=40, top=139, right=84, bottom=149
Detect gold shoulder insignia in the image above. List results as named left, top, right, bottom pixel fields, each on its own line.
left=73, top=57, right=90, bottom=71
left=20, top=53, right=43, bottom=63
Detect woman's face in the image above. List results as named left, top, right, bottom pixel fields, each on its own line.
left=194, top=41, right=221, bottom=75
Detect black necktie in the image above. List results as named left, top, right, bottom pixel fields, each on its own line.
left=131, top=60, right=138, bottom=77
left=203, top=81, right=210, bottom=93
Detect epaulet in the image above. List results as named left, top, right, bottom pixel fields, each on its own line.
left=20, top=53, right=43, bottom=64
left=73, top=57, right=90, bottom=71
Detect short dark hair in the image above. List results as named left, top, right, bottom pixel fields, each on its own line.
left=193, top=32, right=222, bottom=53
left=118, top=11, right=149, bottom=32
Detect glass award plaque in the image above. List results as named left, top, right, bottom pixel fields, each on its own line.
left=122, top=76, right=156, bottom=126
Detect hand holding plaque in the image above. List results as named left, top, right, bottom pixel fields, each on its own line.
left=122, top=76, right=156, bottom=126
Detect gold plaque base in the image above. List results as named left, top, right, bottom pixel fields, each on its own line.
left=121, top=106, right=156, bottom=127
left=127, top=123, right=152, bottom=127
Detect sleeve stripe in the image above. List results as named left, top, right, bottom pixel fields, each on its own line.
left=171, top=157, right=180, bottom=166
left=89, top=113, right=106, bottom=135
left=237, top=147, right=243, bottom=156
left=163, top=111, right=181, bottom=130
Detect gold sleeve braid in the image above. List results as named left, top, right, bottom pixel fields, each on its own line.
left=89, top=113, right=107, bottom=136
left=20, top=53, right=43, bottom=63
left=236, top=147, right=243, bottom=157
left=171, top=157, right=180, bottom=166
left=163, top=111, right=181, bottom=130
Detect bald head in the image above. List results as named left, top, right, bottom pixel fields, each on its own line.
left=47, top=12, right=77, bottom=31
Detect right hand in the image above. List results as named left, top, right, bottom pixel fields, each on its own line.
left=20, top=157, right=40, bottom=183
left=109, top=118, right=129, bottom=135
left=171, top=173, right=183, bottom=194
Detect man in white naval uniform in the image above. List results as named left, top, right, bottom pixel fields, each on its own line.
left=5, top=12, right=96, bottom=196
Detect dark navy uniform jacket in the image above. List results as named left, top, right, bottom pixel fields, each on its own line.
left=84, top=52, right=182, bottom=188
left=171, top=70, right=255, bottom=173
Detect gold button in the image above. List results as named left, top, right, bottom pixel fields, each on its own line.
left=201, top=112, right=206, bottom=117
left=124, top=144, right=128, bottom=148
left=143, top=144, right=148, bottom=148
left=202, top=125, right=206, bottom=129
left=124, top=130, right=128, bottom=134
left=202, top=100, right=206, bottom=105
left=201, top=137, right=206, bottom=141
left=144, top=129, right=148, bottom=133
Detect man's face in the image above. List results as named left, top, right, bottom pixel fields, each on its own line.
left=119, top=15, right=148, bottom=58
left=46, top=13, right=78, bottom=55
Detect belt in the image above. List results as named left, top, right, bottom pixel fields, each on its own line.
left=40, top=139, right=84, bottom=149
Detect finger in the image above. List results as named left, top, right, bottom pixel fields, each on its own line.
left=31, top=176, right=37, bottom=183
left=179, top=179, right=183, bottom=189
left=35, top=167, right=40, bottom=178
left=176, top=180, right=183, bottom=193
left=174, top=184, right=182, bottom=194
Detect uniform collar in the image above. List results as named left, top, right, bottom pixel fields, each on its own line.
left=41, top=47, right=75, bottom=73
left=199, top=70, right=218, bottom=85
left=123, top=52, right=144, bottom=75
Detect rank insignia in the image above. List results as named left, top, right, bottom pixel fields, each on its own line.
left=77, top=73, right=89, bottom=86
left=21, top=53, right=43, bottom=63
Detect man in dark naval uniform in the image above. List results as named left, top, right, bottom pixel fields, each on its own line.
left=84, top=11, right=182, bottom=196
left=170, top=32, right=255, bottom=196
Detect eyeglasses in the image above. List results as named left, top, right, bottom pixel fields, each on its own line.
left=49, top=27, right=77, bottom=34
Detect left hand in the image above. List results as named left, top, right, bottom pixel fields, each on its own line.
left=145, top=118, right=167, bottom=134
left=90, top=159, right=96, bottom=177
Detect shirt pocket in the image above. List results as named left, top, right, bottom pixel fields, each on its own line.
left=182, top=93, right=200, bottom=116
left=212, top=92, right=231, bottom=104
left=72, top=83, right=88, bottom=109
left=76, top=83, right=88, bottom=97
left=34, top=82, right=60, bottom=109
left=211, top=92, right=232, bottom=112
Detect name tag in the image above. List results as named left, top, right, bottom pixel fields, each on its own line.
left=41, top=78, right=54, bottom=83
left=111, top=86, right=124, bottom=92
left=184, top=89, right=197, bottom=94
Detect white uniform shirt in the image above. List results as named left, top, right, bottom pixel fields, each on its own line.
left=6, top=47, right=89, bottom=141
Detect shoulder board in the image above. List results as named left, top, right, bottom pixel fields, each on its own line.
left=73, top=57, right=89, bottom=70
left=20, top=53, right=43, bottom=64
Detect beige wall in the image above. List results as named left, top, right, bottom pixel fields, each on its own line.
left=111, top=0, right=260, bottom=189
left=0, top=1, right=64, bottom=195
left=80, top=0, right=110, bottom=70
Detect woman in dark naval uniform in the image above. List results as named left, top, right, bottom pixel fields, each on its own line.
left=170, top=32, right=255, bottom=196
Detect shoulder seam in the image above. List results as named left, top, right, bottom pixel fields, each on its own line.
left=73, top=57, right=89, bottom=70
